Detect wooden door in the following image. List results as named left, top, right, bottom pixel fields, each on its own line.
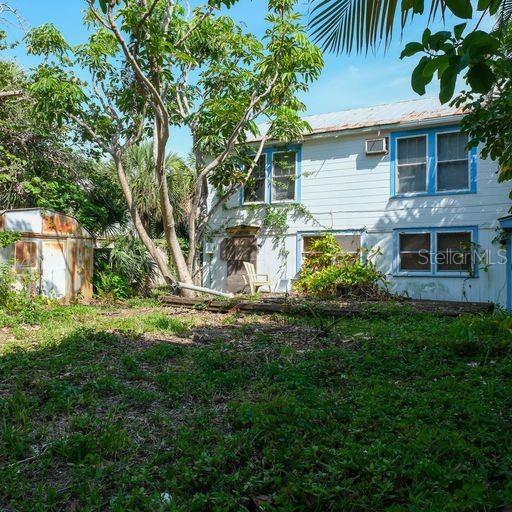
left=220, top=236, right=258, bottom=293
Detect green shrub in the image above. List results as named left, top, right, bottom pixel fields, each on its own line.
left=295, top=234, right=387, bottom=298
left=0, top=231, right=21, bottom=249
left=93, top=234, right=157, bottom=300
left=0, top=264, right=18, bottom=309
left=0, top=264, right=45, bottom=324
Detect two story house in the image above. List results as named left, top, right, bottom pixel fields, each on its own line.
left=203, top=98, right=511, bottom=307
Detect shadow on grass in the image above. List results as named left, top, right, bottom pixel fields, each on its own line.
left=0, top=310, right=511, bottom=511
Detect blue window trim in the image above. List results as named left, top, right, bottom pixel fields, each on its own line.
left=239, top=144, right=302, bottom=206
left=393, top=226, right=479, bottom=278
left=296, top=229, right=366, bottom=275
left=390, top=125, right=477, bottom=198
left=498, top=217, right=512, bottom=311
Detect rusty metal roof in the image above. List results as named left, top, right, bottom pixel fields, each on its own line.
left=250, top=98, right=464, bottom=142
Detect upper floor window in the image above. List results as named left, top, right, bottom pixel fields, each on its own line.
left=391, top=127, right=476, bottom=197
left=243, top=155, right=266, bottom=203
left=436, top=132, right=469, bottom=191
left=241, top=146, right=300, bottom=205
left=272, top=151, right=296, bottom=202
left=397, top=136, right=427, bottom=194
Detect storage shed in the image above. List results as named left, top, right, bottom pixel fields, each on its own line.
left=0, top=208, right=94, bottom=302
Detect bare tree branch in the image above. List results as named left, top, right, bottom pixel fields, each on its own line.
left=68, top=113, right=114, bottom=155
left=0, top=90, right=24, bottom=100
left=197, top=134, right=269, bottom=239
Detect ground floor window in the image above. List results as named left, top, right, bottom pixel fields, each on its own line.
left=396, top=227, right=475, bottom=276
left=301, top=233, right=362, bottom=268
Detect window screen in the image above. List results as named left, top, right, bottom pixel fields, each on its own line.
left=397, top=136, right=427, bottom=194
left=303, top=234, right=361, bottom=260
left=335, top=234, right=361, bottom=254
left=437, top=231, right=472, bottom=272
left=272, top=151, right=296, bottom=201
left=399, top=232, right=431, bottom=271
left=437, top=132, right=469, bottom=191
left=243, top=155, right=266, bottom=203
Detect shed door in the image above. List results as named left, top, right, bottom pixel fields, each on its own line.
left=220, top=236, right=258, bottom=293
left=41, top=240, right=67, bottom=299
left=67, top=239, right=93, bottom=301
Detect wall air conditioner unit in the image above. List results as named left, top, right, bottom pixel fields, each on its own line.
left=365, top=137, right=388, bottom=155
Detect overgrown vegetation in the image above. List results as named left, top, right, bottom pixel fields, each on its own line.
left=0, top=302, right=511, bottom=510
left=94, top=235, right=157, bottom=301
left=0, top=60, right=126, bottom=235
left=0, top=264, right=46, bottom=324
left=295, top=234, right=387, bottom=298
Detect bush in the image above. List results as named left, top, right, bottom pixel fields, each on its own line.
left=295, top=234, right=387, bottom=298
left=0, top=264, right=44, bottom=324
left=93, top=235, right=157, bottom=300
left=0, top=264, right=19, bottom=310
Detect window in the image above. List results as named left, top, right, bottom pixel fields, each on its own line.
left=396, top=136, right=427, bottom=194
left=398, top=232, right=431, bottom=272
left=14, top=240, right=38, bottom=273
left=437, top=132, right=469, bottom=191
left=243, top=155, right=266, bottom=203
left=272, top=151, right=296, bottom=201
left=302, top=233, right=361, bottom=263
left=396, top=228, right=476, bottom=275
left=437, top=231, right=472, bottom=272
left=391, top=127, right=476, bottom=196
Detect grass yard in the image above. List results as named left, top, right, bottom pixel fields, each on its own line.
left=0, top=301, right=511, bottom=511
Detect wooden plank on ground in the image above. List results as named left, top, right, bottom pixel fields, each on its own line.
left=160, top=296, right=494, bottom=318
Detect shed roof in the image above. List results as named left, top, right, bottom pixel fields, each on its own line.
left=250, top=97, right=464, bottom=142
left=0, top=208, right=93, bottom=239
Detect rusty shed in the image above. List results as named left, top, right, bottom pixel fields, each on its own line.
left=0, top=208, right=94, bottom=302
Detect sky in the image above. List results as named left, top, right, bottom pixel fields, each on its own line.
left=2, top=0, right=493, bottom=157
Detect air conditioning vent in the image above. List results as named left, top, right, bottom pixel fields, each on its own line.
left=365, top=137, right=388, bottom=155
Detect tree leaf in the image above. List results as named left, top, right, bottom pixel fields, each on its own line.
left=429, top=30, right=451, bottom=50
left=439, top=66, right=457, bottom=103
left=454, top=22, right=467, bottom=39
left=444, top=0, right=472, bottom=18
left=466, top=63, right=495, bottom=93
left=98, top=0, right=108, bottom=14
left=400, top=41, right=424, bottom=58
left=411, top=56, right=429, bottom=95
left=422, top=28, right=431, bottom=47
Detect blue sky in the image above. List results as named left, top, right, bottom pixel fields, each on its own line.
left=4, top=0, right=491, bottom=156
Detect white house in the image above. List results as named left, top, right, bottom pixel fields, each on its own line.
left=203, top=98, right=511, bottom=307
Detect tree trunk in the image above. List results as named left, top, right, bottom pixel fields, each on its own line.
left=113, top=154, right=176, bottom=286
left=152, top=118, right=195, bottom=296
left=187, top=148, right=208, bottom=279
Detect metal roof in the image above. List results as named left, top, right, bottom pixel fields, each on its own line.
left=250, top=97, right=464, bottom=142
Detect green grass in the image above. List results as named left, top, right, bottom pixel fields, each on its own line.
left=0, top=302, right=511, bottom=511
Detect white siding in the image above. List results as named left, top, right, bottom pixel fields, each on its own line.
left=205, top=124, right=510, bottom=305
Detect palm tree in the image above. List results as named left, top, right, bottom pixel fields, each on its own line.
left=122, top=142, right=194, bottom=239
left=309, top=0, right=512, bottom=54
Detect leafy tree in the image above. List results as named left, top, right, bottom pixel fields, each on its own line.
left=309, top=0, right=510, bottom=102
left=454, top=21, right=512, bottom=177
left=309, top=0, right=512, bottom=194
left=0, top=60, right=126, bottom=234
left=25, top=0, right=323, bottom=293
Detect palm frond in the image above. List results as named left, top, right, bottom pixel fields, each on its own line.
left=309, top=0, right=444, bottom=53
left=496, top=0, right=512, bottom=31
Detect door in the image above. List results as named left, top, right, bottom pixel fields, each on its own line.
left=41, top=240, right=68, bottom=299
left=220, top=236, right=258, bottom=293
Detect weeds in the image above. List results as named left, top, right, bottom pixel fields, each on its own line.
left=0, top=303, right=511, bottom=510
